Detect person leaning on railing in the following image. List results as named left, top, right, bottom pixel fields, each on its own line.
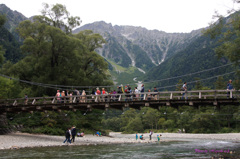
left=227, top=79, right=234, bottom=98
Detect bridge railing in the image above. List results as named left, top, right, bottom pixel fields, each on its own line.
left=0, top=90, right=237, bottom=106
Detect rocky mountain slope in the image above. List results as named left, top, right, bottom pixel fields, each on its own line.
left=74, top=21, right=202, bottom=72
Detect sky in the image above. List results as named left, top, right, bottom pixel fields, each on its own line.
left=1, top=0, right=238, bottom=33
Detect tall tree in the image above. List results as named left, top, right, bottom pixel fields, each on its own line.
left=204, top=1, right=240, bottom=67
left=39, top=3, right=81, bottom=34
left=0, top=15, right=6, bottom=64
left=4, top=4, right=112, bottom=96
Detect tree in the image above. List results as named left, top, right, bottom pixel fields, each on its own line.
left=0, top=15, right=6, bottom=64
left=4, top=3, right=112, bottom=96
left=39, top=3, right=81, bottom=34
left=0, top=14, right=6, bottom=27
left=176, top=79, right=183, bottom=91
left=203, top=1, right=240, bottom=67
left=214, top=76, right=226, bottom=89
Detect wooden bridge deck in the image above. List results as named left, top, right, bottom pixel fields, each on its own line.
left=0, top=90, right=239, bottom=113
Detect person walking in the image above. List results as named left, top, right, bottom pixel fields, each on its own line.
left=153, top=87, right=158, bottom=100
left=24, top=94, right=28, bottom=105
left=181, top=82, right=187, bottom=100
left=63, top=127, right=72, bottom=144
left=71, top=126, right=77, bottom=143
left=56, top=90, right=61, bottom=103
left=141, top=84, right=144, bottom=100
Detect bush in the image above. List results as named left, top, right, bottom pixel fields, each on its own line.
left=219, top=127, right=233, bottom=133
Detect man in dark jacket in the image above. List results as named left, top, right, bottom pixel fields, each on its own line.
left=63, top=127, right=71, bottom=144
left=71, top=126, right=77, bottom=143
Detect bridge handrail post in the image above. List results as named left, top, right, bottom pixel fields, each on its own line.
left=32, top=99, right=36, bottom=105
left=73, top=97, right=76, bottom=103
left=230, top=90, right=233, bottom=98
left=144, top=93, right=146, bottom=100
left=118, top=95, right=121, bottom=101
left=13, top=100, right=17, bottom=106
left=199, top=92, right=202, bottom=99
left=52, top=98, right=55, bottom=104
left=170, top=93, right=173, bottom=100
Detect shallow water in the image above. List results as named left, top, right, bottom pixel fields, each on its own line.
left=0, top=138, right=240, bottom=159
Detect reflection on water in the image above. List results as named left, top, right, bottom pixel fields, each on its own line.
left=0, top=139, right=240, bottom=159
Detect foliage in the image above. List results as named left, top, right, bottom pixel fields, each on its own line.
left=203, top=11, right=240, bottom=67
left=101, top=105, right=240, bottom=134
left=1, top=3, right=112, bottom=96
left=40, top=3, right=81, bottom=34
left=0, top=14, right=21, bottom=62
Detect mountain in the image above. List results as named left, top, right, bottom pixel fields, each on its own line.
left=73, top=21, right=202, bottom=72
left=0, top=4, right=27, bottom=42
left=144, top=32, right=234, bottom=90
left=0, top=4, right=24, bottom=62
left=0, top=26, right=22, bottom=62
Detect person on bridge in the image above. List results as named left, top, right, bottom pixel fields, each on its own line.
left=141, top=84, right=144, bottom=100
left=56, top=90, right=61, bottom=103
left=227, top=79, right=234, bottom=98
left=96, top=87, right=101, bottom=102
left=181, top=82, right=187, bottom=100
left=61, top=91, right=66, bottom=103
left=147, top=89, right=152, bottom=101
left=134, top=87, right=139, bottom=101
left=154, top=87, right=158, bottom=100
left=24, top=94, right=28, bottom=105
left=81, top=90, right=86, bottom=103
left=117, top=86, right=123, bottom=100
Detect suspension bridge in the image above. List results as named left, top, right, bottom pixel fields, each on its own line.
left=0, top=90, right=239, bottom=114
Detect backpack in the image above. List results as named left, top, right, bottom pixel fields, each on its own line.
left=96, top=90, right=101, bottom=94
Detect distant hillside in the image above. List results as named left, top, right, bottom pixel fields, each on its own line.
left=0, top=26, right=22, bottom=62
left=0, top=4, right=24, bottom=62
left=73, top=21, right=202, bottom=72
left=144, top=34, right=233, bottom=90
left=0, top=4, right=27, bottom=42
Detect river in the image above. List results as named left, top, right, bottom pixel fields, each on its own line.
left=1, top=137, right=240, bottom=159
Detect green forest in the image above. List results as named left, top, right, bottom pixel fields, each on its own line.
left=0, top=3, right=240, bottom=135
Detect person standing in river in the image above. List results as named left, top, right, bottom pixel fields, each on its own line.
left=149, top=130, right=153, bottom=140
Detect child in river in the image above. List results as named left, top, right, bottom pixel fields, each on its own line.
left=136, top=133, right=138, bottom=140
left=157, top=134, right=162, bottom=141
left=140, top=134, right=144, bottom=140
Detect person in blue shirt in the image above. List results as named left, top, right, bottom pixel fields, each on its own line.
left=227, top=79, right=234, bottom=98
left=136, top=133, right=138, bottom=140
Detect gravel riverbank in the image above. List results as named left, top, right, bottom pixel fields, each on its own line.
left=0, top=132, right=239, bottom=150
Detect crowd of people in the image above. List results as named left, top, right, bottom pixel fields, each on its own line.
left=55, top=84, right=161, bottom=103
left=55, top=79, right=235, bottom=103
